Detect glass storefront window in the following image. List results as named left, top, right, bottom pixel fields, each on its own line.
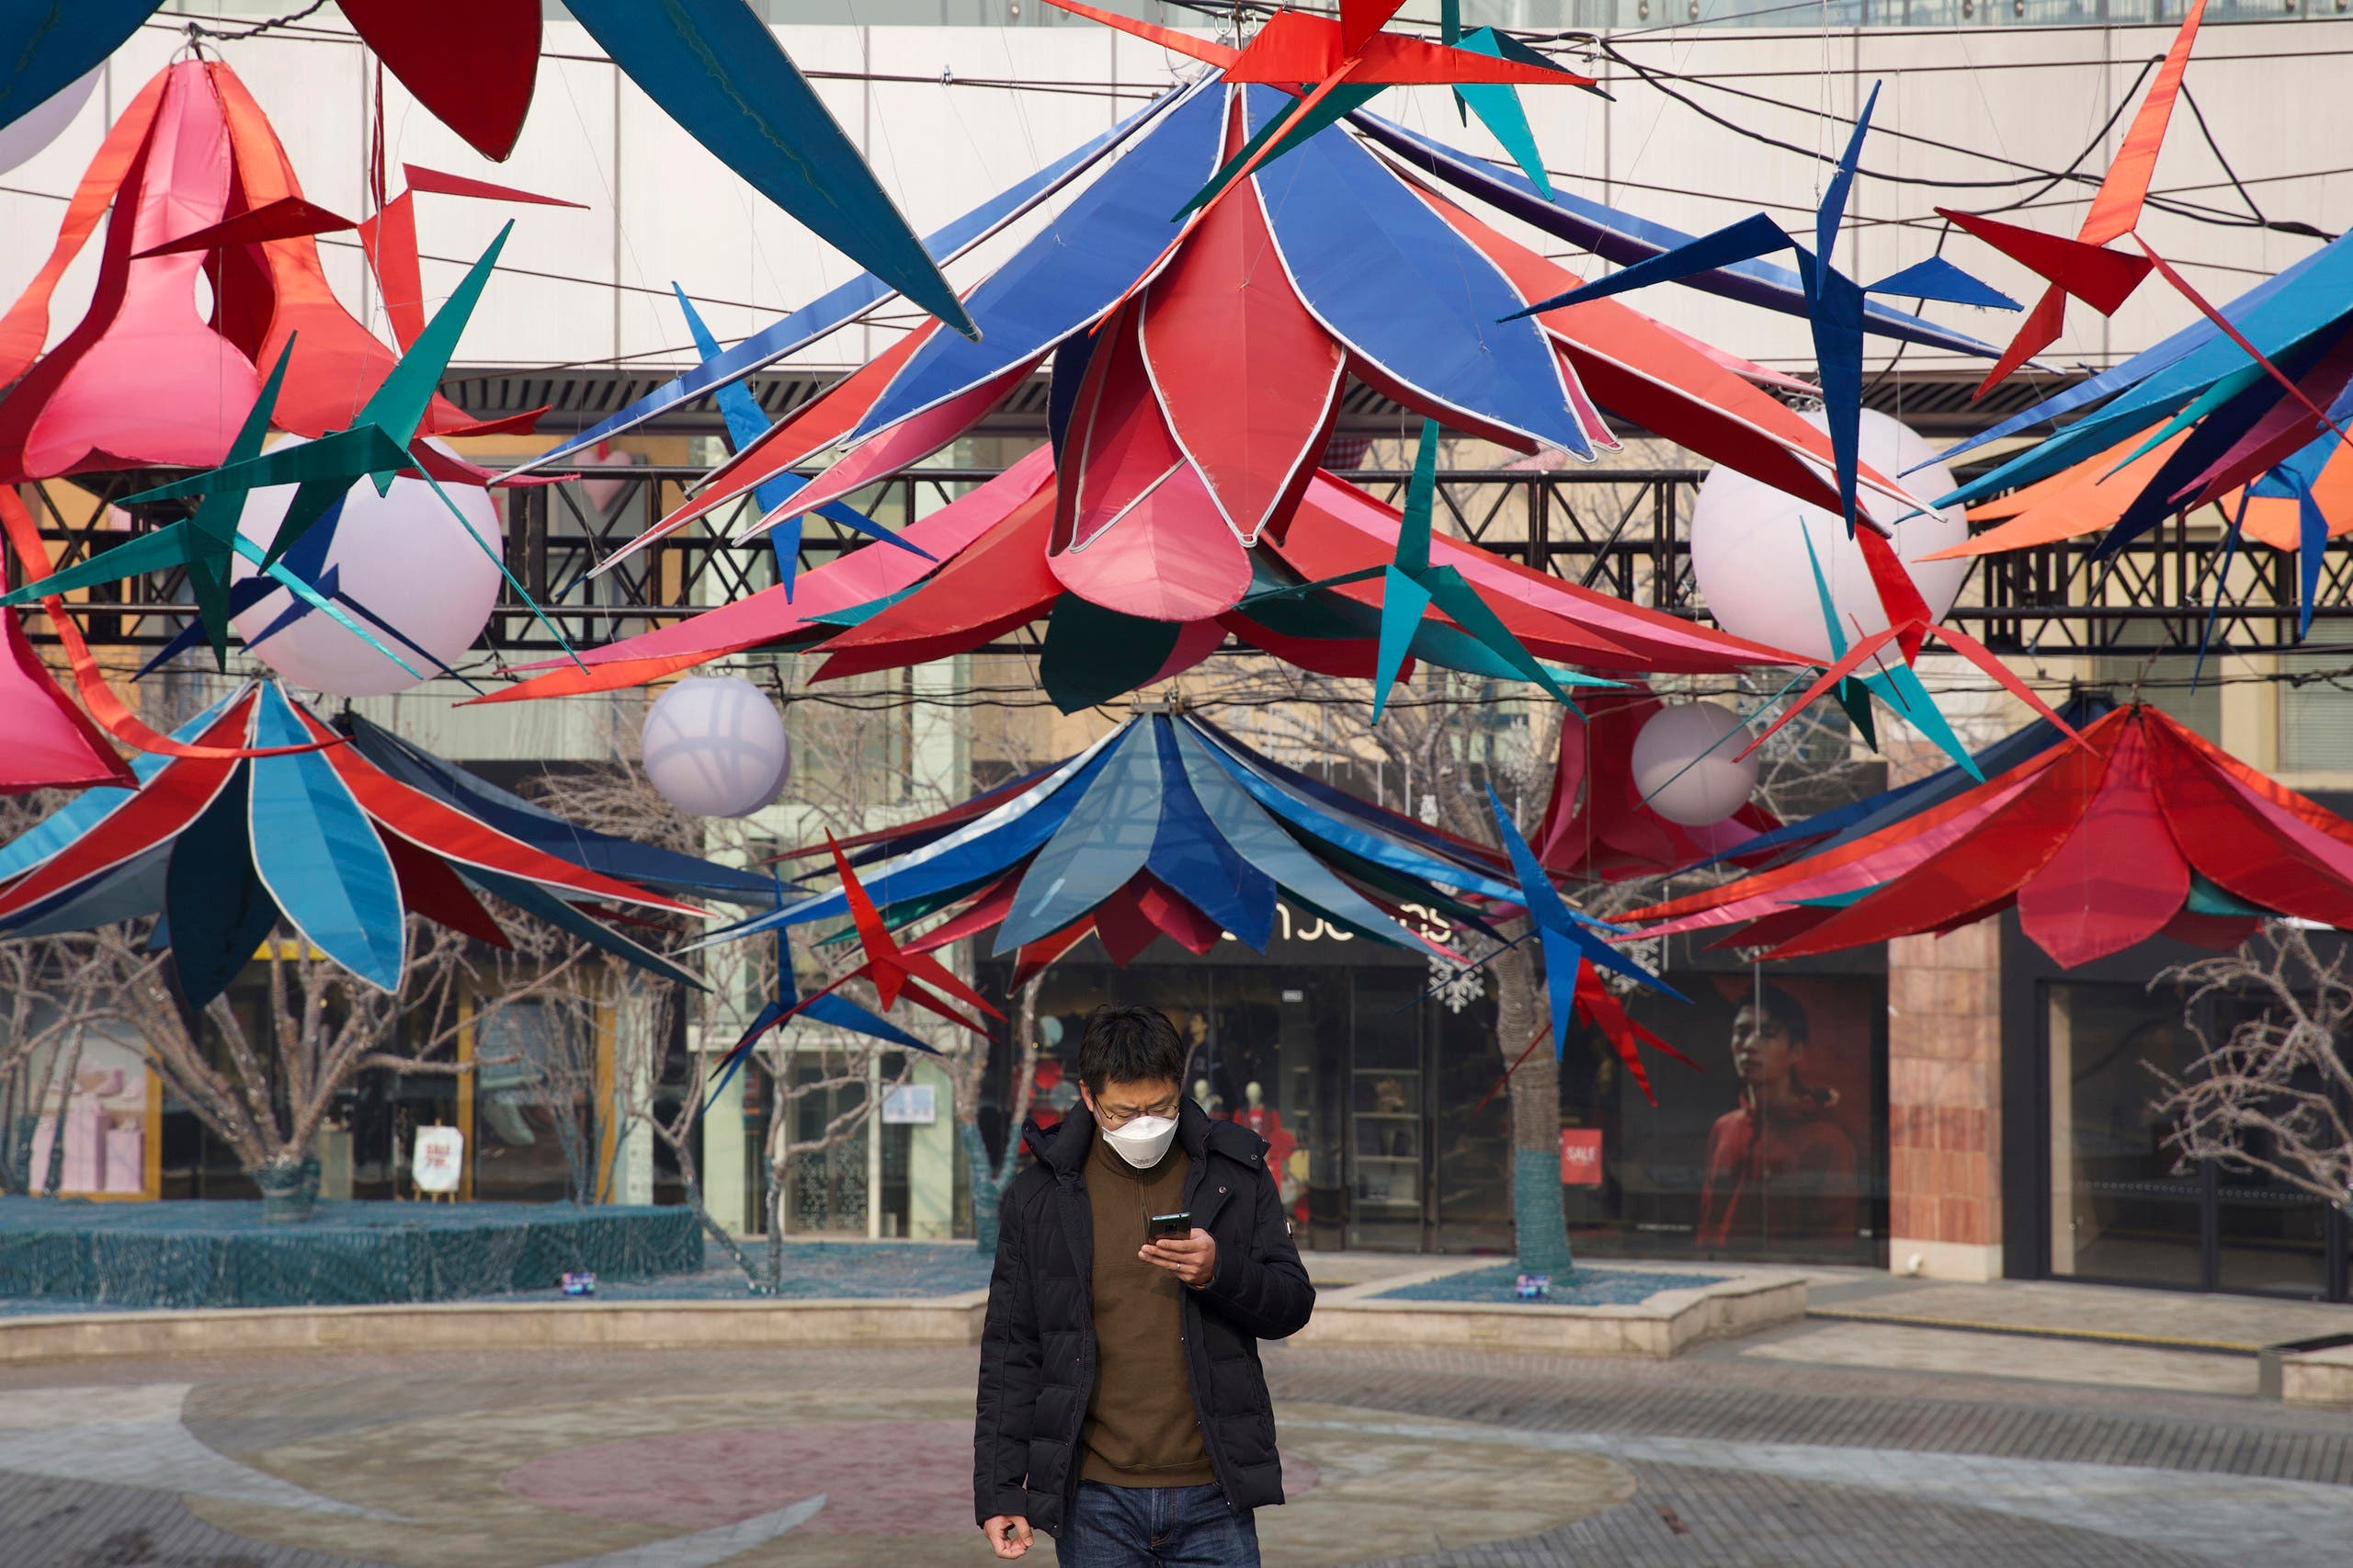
left=2052, top=983, right=2340, bottom=1298
left=472, top=998, right=594, bottom=1204
left=1563, top=969, right=1887, bottom=1265
left=983, top=927, right=1511, bottom=1254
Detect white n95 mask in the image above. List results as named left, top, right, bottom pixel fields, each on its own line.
left=1100, top=1114, right=1177, bottom=1168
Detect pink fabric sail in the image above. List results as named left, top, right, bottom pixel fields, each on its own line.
left=0, top=608, right=134, bottom=793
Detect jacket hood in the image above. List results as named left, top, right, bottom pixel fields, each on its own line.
left=1023, top=1096, right=1264, bottom=1176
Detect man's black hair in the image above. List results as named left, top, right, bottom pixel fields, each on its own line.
left=1738, top=983, right=1811, bottom=1047
left=1076, top=1004, right=1187, bottom=1096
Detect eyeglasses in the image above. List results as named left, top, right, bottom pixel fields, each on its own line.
left=1095, top=1096, right=1179, bottom=1129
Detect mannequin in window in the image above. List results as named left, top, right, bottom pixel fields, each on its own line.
left=1228, top=1080, right=1297, bottom=1194
left=1192, top=1076, right=1224, bottom=1118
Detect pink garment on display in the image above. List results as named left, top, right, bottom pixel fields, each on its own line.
left=103, top=1126, right=144, bottom=1194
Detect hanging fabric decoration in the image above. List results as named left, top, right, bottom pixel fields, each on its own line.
left=0, top=684, right=789, bottom=1005
left=1625, top=702, right=2353, bottom=970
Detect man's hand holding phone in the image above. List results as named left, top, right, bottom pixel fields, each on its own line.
left=1141, top=1213, right=1216, bottom=1288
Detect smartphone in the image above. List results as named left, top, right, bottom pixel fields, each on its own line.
left=1147, top=1210, right=1192, bottom=1242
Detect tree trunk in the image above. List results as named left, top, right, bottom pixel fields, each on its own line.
left=684, top=1170, right=769, bottom=1293
left=961, top=1120, right=1003, bottom=1255
left=964, top=973, right=1043, bottom=1252
left=40, top=1028, right=85, bottom=1200
left=1493, top=926, right=1573, bottom=1278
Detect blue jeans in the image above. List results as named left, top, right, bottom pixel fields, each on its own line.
left=1056, top=1481, right=1259, bottom=1567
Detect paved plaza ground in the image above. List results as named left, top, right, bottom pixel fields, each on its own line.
left=0, top=1265, right=2347, bottom=1568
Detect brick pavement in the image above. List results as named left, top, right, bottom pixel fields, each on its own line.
left=0, top=1341, right=2345, bottom=1567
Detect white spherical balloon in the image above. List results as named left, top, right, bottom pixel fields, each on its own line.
left=1689, top=409, right=1969, bottom=665
left=0, top=67, right=100, bottom=177
left=1630, top=700, right=1759, bottom=826
left=641, top=676, right=791, bottom=818
left=229, top=439, right=504, bottom=697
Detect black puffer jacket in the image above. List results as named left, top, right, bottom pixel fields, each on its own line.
left=973, top=1098, right=1315, bottom=1534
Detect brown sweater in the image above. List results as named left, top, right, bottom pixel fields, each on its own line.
left=1080, top=1129, right=1216, bottom=1488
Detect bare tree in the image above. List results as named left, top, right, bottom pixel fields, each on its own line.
left=953, top=971, right=1044, bottom=1252
left=2152, top=922, right=2353, bottom=1215
left=0, top=796, right=120, bottom=1198
left=87, top=908, right=600, bottom=1219
left=522, top=698, right=947, bottom=1288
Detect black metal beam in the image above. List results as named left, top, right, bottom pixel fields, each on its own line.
left=17, top=460, right=2336, bottom=663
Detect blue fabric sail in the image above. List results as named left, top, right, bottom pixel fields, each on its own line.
left=513, top=85, right=1189, bottom=472
left=1348, top=108, right=1997, bottom=358
left=1001, top=725, right=1165, bottom=950
left=846, top=81, right=1227, bottom=442
left=247, top=687, right=404, bottom=992
left=716, top=713, right=1659, bottom=1003
left=1248, top=87, right=1594, bottom=459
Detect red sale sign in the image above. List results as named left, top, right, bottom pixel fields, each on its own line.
left=1560, top=1128, right=1603, bottom=1186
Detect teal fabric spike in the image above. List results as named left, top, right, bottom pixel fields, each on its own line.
left=188, top=338, right=297, bottom=668
left=2186, top=870, right=2271, bottom=916
left=1799, top=525, right=1849, bottom=660
left=1443, top=0, right=1468, bottom=122
left=253, top=224, right=514, bottom=571
left=1836, top=678, right=1881, bottom=750
left=0, top=523, right=204, bottom=610
left=359, top=222, right=513, bottom=494
left=1369, top=419, right=1596, bottom=720
left=1370, top=568, right=1433, bottom=722
left=1867, top=663, right=1983, bottom=780
left=1455, top=29, right=1555, bottom=198
left=114, top=425, right=409, bottom=510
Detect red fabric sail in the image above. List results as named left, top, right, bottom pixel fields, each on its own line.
left=0, top=60, right=466, bottom=480
left=340, top=0, right=542, bottom=163
left=0, top=72, right=170, bottom=388
left=1140, top=105, right=1345, bottom=549
left=1050, top=303, right=1252, bottom=620
left=0, top=697, right=255, bottom=921
left=2014, top=721, right=2189, bottom=967
left=210, top=64, right=472, bottom=440
left=2146, top=719, right=2353, bottom=928
left=1631, top=705, right=2353, bottom=970
left=1766, top=728, right=2116, bottom=960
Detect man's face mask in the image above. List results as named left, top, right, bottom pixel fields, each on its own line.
left=1099, top=1112, right=1177, bottom=1168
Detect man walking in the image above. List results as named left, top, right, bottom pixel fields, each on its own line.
left=975, top=1005, right=1315, bottom=1564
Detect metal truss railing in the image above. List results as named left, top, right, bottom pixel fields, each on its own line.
left=13, top=462, right=2344, bottom=665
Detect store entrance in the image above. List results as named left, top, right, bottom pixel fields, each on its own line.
left=987, top=926, right=1511, bottom=1254
left=2044, top=983, right=2349, bottom=1301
